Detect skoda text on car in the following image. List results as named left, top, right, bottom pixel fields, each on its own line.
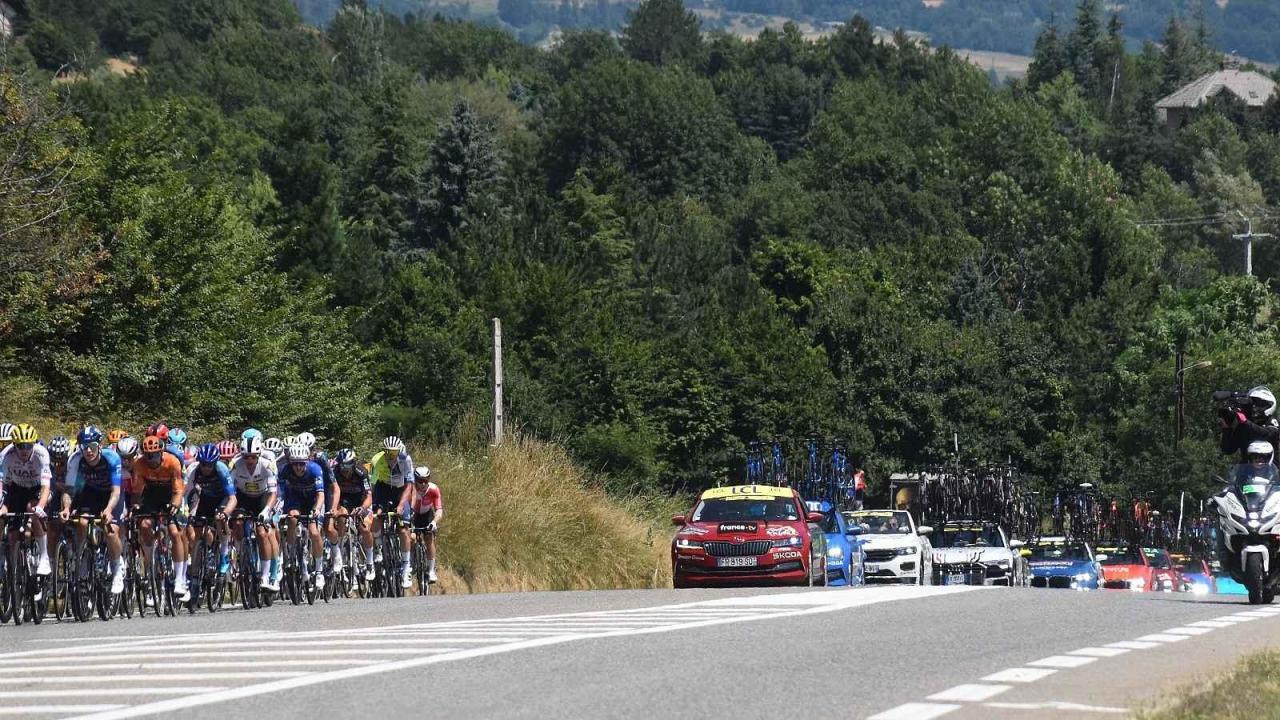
left=1024, top=536, right=1103, bottom=590
left=929, top=520, right=1026, bottom=586
left=806, top=500, right=865, bottom=586
left=1172, top=554, right=1217, bottom=595
left=1096, top=543, right=1155, bottom=591
left=842, top=509, right=933, bottom=584
left=671, top=485, right=827, bottom=588
left=1142, top=547, right=1183, bottom=592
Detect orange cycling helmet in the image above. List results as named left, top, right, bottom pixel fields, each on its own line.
left=106, top=429, right=129, bottom=444
left=141, top=435, right=164, bottom=453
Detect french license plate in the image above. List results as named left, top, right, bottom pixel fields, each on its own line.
left=864, top=563, right=880, bottom=573
left=717, top=556, right=758, bottom=568
left=944, top=573, right=966, bottom=586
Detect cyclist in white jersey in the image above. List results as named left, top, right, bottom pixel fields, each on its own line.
left=230, top=436, right=280, bottom=590
left=0, top=424, right=53, bottom=574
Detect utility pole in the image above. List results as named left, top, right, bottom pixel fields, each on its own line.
left=1174, top=349, right=1183, bottom=450
left=492, top=318, right=504, bottom=446
left=1174, top=353, right=1213, bottom=450
left=1233, top=212, right=1274, bottom=276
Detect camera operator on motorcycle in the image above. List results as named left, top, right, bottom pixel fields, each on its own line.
left=1219, top=386, right=1280, bottom=465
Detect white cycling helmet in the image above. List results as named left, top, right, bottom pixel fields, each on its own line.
left=297, top=431, right=316, bottom=450
left=414, top=465, right=432, bottom=482
left=116, top=436, right=139, bottom=458
left=1249, top=386, right=1276, bottom=417
left=0, top=422, right=13, bottom=442
left=383, top=436, right=404, bottom=453
left=287, top=443, right=310, bottom=462
left=264, top=437, right=284, bottom=454
left=241, top=435, right=264, bottom=456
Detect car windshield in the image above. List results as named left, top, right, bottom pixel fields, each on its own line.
left=692, top=498, right=800, bottom=522
left=843, top=511, right=912, bottom=534
left=1142, top=548, right=1171, bottom=569
left=1026, top=542, right=1090, bottom=561
left=938, top=525, right=1003, bottom=548
left=1096, top=545, right=1144, bottom=565
left=1174, top=562, right=1202, bottom=575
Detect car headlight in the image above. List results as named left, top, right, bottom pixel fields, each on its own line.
left=1191, top=583, right=1210, bottom=595
left=995, top=559, right=1011, bottom=568
left=771, top=536, right=802, bottom=548
left=896, top=546, right=918, bottom=556
left=1129, top=577, right=1146, bottom=590
left=1074, top=572, right=1094, bottom=581
left=676, top=538, right=703, bottom=549
left=827, top=546, right=844, bottom=560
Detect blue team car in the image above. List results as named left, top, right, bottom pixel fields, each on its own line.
left=1024, top=536, right=1103, bottom=590
left=805, top=500, right=865, bottom=586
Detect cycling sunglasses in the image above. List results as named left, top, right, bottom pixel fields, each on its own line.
left=15, top=442, right=33, bottom=451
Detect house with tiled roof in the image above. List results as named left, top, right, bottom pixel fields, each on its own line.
left=1156, top=67, right=1277, bottom=130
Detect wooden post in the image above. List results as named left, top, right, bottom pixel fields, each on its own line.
left=492, top=318, right=504, bottom=446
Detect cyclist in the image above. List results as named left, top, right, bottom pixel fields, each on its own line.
left=411, top=465, right=442, bottom=585
left=184, top=443, right=237, bottom=576
left=264, top=438, right=284, bottom=471
left=0, top=424, right=53, bottom=575
left=297, top=432, right=340, bottom=570
left=116, top=436, right=139, bottom=512
left=106, top=429, right=129, bottom=447
left=131, top=435, right=190, bottom=601
left=66, top=426, right=126, bottom=594
left=280, top=443, right=326, bottom=590
left=46, top=435, right=74, bottom=556
left=230, top=436, right=279, bottom=591
left=369, top=436, right=414, bottom=589
left=332, top=448, right=374, bottom=579
left=0, top=422, right=14, bottom=449
left=168, top=428, right=192, bottom=466
left=216, top=440, right=238, bottom=465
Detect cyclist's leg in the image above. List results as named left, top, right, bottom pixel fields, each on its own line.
left=30, top=503, right=49, bottom=574
left=168, top=512, right=189, bottom=595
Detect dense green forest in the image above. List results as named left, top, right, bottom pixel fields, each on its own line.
left=3, top=0, right=1280, bottom=507
left=292, top=0, right=1280, bottom=65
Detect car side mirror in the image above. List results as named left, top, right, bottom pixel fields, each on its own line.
left=671, top=515, right=686, bottom=526
left=1095, top=554, right=1109, bottom=562
left=806, top=512, right=825, bottom=523
left=917, top=526, right=933, bottom=535
left=846, top=526, right=864, bottom=536
left=1009, top=540, right=1025, bottom=549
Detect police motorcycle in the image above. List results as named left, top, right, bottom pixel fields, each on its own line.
left=1212, top=440, right=1280, bottom=604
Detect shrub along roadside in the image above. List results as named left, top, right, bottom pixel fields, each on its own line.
left=1136, top=648, right=1280, bottom=720
left=422, top=436, right=685, bottom=594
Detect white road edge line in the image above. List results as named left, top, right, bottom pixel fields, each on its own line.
left=983, top=700, right=1128, bottom=714
left=867, top=702, right=961, bottom=720
left=926, top=684, right=1011, bottom=702
left=1067, top=647, right=1131, bottom=658
left=981, top=668, right=1058, bottom=683
left=0, top=707, right=127, bottom=715
left=1135, top=634, right=1191, bottom=643
left=64, top=586, right=983, bottom=720
left=1027, top=655, right=1097, bottom=669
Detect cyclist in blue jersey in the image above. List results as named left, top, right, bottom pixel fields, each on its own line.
left=297, top=432, right=341, bottom=573
left=184, top=443, right=237, bottom=576
left=280, top=443, right=326, bottom=590
left=66, top=426, right=126, bottom=594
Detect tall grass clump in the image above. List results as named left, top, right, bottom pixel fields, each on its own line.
left=421, top=435, right=685, bottom=594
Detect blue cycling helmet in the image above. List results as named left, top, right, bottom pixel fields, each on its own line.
left=169, top=428, right=188, bottom=446
left=77, top=425, right=104, bottom=446
left=196, top=442, right=220, bottom=464
left=241, top=428, right=263, bottom=442
left=335, top=448, right=357, bottom=466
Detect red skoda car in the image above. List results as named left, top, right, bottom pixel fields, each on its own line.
left=671, top=485, right=827, bottom=588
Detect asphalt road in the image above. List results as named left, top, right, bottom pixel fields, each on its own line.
left=2, top=585, right=1278, bottom=720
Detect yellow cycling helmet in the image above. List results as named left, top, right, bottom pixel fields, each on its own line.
left=12, top=423, right=39, bottom=444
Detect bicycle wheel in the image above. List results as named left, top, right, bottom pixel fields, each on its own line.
left=9, top=543, right=25, bottom=626
left=301, top=537, right=317, bottom=606
left=414, top=538, right=428, bottom=596
left=95, top=541, right=115, bottom=622
left=25, top=545, right=44, bottom=625
left=52, top=536, right=71, bottom=622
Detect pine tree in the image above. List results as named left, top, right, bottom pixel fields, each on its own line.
left=1027, top=16, right=1068, bottom=89
left=621, top=0, right=702, bottom=66
left=416, top=101, right=508, bottom=253
left=1065, top=0, right=1103, bottom=94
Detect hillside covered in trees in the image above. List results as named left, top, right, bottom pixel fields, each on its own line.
left=291, top=0, right=1280, bottom=65
left=3, top=0, right=1280, bottom=506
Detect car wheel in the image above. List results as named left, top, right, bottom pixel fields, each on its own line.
left=673, top=574, right=688, bottom=590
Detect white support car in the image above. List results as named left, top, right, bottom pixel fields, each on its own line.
left=842, top=509, right=933, bottom=584
left=929, top=520, right=1027, bottom=586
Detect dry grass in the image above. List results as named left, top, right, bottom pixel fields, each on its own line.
left=421, top=435, right=684, bottom=594
left=1137, top=649, right=1280, bottom=720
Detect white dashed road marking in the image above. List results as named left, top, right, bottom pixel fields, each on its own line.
left=867, top=702, right=962, bottom=720
left=926, top=684, right=1011, bottom=702
left=0, top=585, right=979, bottom=720
left=981, top=668, right=1058, bottom=683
